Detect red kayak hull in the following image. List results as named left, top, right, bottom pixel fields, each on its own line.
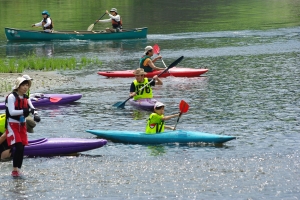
left=97, top=67, right=208, bottom=78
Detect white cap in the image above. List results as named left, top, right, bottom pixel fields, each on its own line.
left=110, top=8, right=117, bottom=13
left=144, top=46, right=153, bottom=55
left=12, top=77, right=31, bottom=90
left=22, top=74, right=33, bottom=80
left=154, top=102, right=165, bottom=109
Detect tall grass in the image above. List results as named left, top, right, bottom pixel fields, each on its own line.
left=0, top=54, right=102, bottom=73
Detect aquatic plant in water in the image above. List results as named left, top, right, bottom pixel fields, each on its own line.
left=0, top=55, right=102, bottom=73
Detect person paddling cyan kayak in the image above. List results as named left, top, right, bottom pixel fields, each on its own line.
left=145, top=102, right=180, bottom=134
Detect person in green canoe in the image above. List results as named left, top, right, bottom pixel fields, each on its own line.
left=145, top=102, right=180, bottom=134
left=32, top=10, right=54, bottom=33
left=96, top=8, right=122, bottom=32
left=140, top=46, right=165, bottom=72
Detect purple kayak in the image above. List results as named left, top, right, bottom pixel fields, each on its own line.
left=24, top=138, right=107, bottom=156
left=129, top=98, right=157, bottom=111
left=0, top=93, right=82, bottom=110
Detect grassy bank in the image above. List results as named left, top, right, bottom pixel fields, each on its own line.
left=0, top=55, right=102, bottom=73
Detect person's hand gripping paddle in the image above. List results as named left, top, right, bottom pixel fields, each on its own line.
left=173, top=100, right=189, bottom=130
left=153, top=44, right=167, bottom=68
left=87, top=13, right=106, bottom=31
left=112, top=56, right=184, bottom=109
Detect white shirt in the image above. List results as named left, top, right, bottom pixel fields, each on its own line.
left=99, top=14, right=121, bottom=23
left=35, top=18, right=52, bottom=29
left=7, top=93, right=35, bottom=123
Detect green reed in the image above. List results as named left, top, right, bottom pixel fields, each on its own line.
left=0, top=55, right=102, bottom=73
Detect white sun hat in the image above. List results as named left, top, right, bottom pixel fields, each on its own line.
left=22, top=74, right=33, bottom=80
left=12, top=77, right=31, bottom=90
left=144, top=46, right=153, bottom=55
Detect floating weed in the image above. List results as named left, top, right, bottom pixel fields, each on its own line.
left=0, top=55, right=102, bottom=73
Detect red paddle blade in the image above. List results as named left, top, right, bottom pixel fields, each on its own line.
left=179, top=100, right=189, bottom=113
left=49, top=97, right=62, bottom=103
left=152, top=44, right=160, bottom=55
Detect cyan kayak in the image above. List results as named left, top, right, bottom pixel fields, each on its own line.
left=86, top=129, right=236, bottom=144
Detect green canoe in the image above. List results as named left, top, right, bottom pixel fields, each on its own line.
left=5, top=27, right=147, bottom=41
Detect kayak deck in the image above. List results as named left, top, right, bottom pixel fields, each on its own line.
left=97, top=67, right=209, bottom=78
left=86, top=129, right=236, bottom=144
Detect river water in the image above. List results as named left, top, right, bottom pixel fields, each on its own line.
left=0, top=0, right=300, bottom=199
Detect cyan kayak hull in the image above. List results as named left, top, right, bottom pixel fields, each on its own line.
left=24, top=138, right=107, bottom=156
left=86, top=129, right=236, bottom=144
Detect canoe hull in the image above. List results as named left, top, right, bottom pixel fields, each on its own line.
left=129, top=98, right=156, bottom=111
left=97, top=67, right=208, bottom=78
left=24, top=138, right=107, bottom=156
left=0, top=93, right=82, bottom=110
left=86, top=129, right=236, bottom=144
left=5, top=27, right=147, bottom=41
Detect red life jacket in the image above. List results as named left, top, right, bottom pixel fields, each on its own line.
left=112, top=17, right=122, bottom=29
left=5, top=92, right=29, bottom=127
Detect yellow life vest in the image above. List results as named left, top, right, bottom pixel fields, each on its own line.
left=145, top=113, right=164, bottom=134
left=133, top=78, right=153, bottom=100
left=0, top=114, right=6, bottom=133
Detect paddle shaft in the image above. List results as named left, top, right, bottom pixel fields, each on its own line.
left=173, top=100, right=189, bottom=130
left=114, top=56, right=184, bottom=108
left=153, top=44, right=167, bottom=68
left=157, top=53, right=167, bottom=68
left=94, top=13, right=106, bottom=25
left=120, top=67, right=169, bottom=106
left=173, top=113, right=182, bottom=130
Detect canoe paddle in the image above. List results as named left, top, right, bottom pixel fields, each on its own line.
left=113, top=56, right=185, bottom=109
left=153, top=44, right=167, bottom=68
left=87, top=13, right=106, bottom=31
left=173, top=100, right=189, bottom=130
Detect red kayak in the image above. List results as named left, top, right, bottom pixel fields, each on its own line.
left=97, top=67, right=208, bottom=78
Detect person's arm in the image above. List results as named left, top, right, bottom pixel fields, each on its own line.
left=27, top=98, right=36, bottom=110
left=0, top=134, right=6, bottom=145
left=129, top=82, right=136, bottom=97
left=32, top=20, right=43, bottom=27
left=152, top=75, right=163, bottom=85
left=152, top=56, right=162, bottom=63
left=147, top=59, right=165, bottom=71
left=43, top=18, right=52, bottom=28
left=97, top=19, right=111, bottom=23
left=7, top=95, right=23, bottom=116
left=165, top=125, right=175, bottom=130
left=162, top=113, right=180, bottom=121
left=109, top=14, right=120, bottom=21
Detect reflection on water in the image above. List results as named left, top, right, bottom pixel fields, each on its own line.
left=6, top=41, right=54, bottom=57
left=132, top=110, right=149, bottom=120
left=147, top=145, right=166, bottom=156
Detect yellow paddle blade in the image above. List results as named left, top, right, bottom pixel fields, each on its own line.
left=87, top=24, right=94, bottom=31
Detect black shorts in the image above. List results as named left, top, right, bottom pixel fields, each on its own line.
left=0, top=140, right=10, bottom=156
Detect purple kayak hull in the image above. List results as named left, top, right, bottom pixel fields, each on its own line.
left=24, top=138, right=107, bottom=156
left=0, top=93, right=82, bottom=110
left=129, top=98, right=157, bottom=111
